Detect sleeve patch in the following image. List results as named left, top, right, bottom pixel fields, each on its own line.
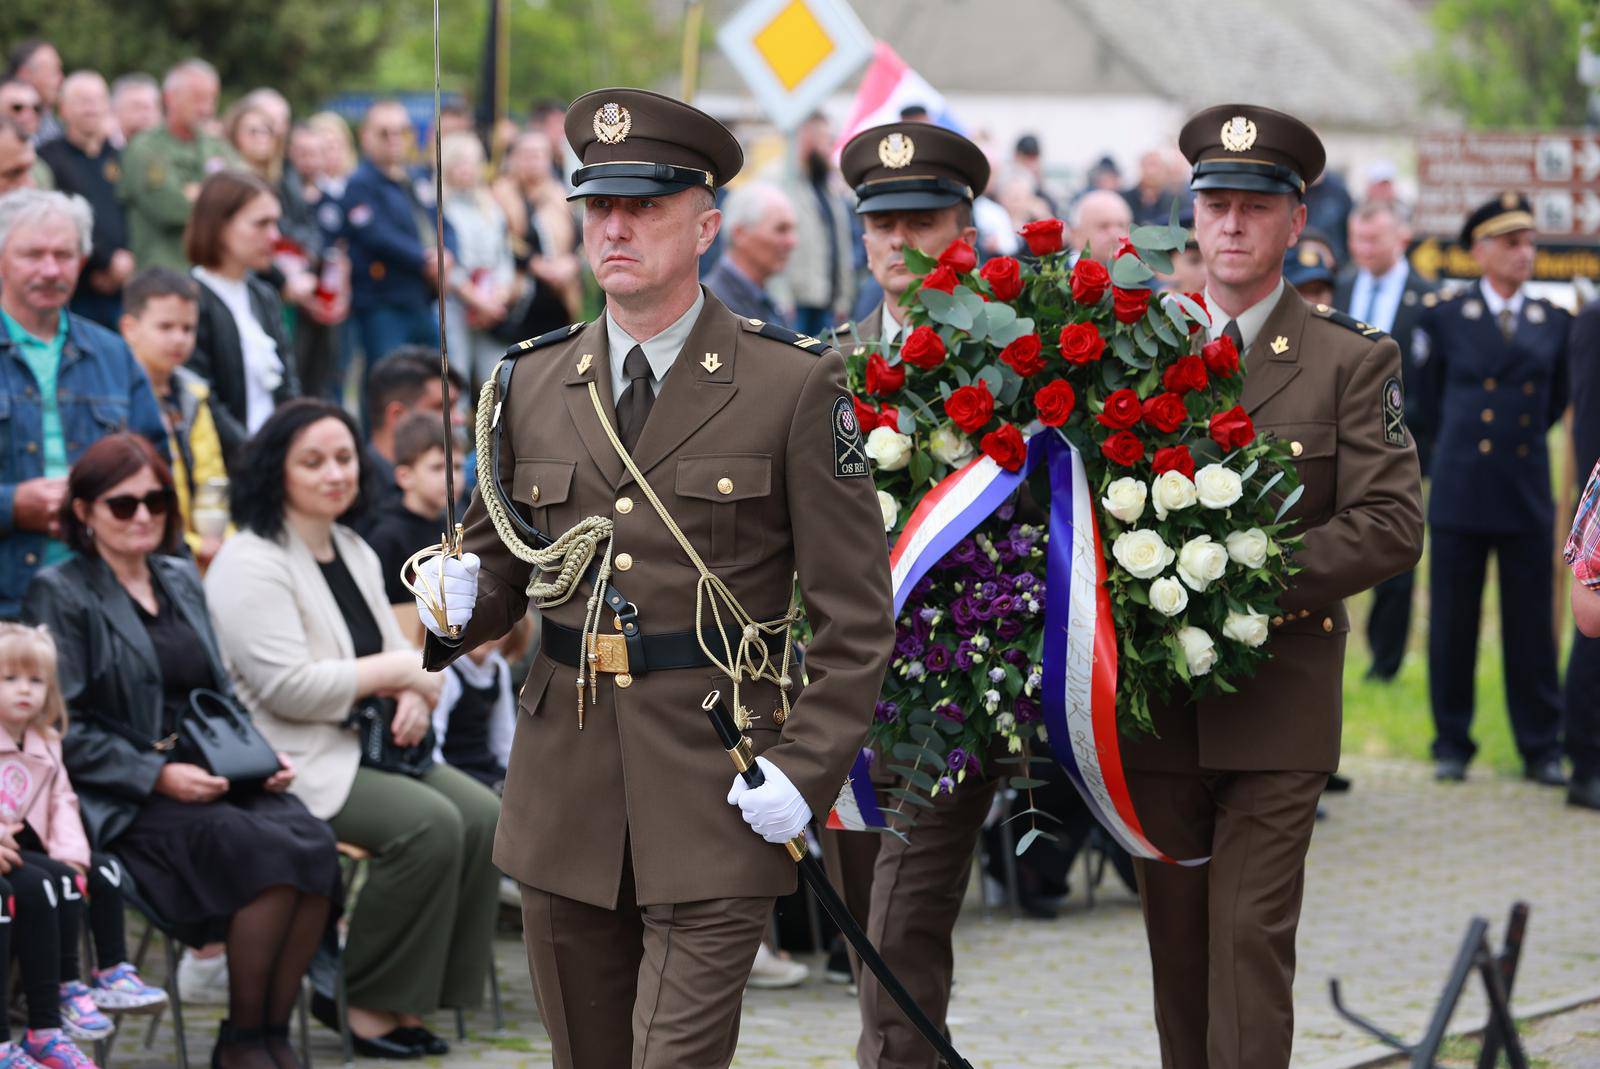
left=1382, top=376, right=1408, bottom=447
left=832, top=395, right=869, bottom=479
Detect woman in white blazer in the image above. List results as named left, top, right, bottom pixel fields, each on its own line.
left=206, top=400, right=500, bottom=1060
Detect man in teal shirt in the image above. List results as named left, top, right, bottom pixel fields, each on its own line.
left=0, top=188, right=166, bottom=617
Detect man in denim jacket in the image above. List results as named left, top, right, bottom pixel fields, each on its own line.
left=0, top=188, right=166, bottom=618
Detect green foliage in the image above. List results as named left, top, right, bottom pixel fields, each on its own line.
left=1421, top=0, right=1599, bottom=127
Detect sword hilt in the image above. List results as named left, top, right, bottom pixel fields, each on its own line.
left=703, top=691, right=805, bottom=862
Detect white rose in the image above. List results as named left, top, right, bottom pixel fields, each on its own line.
left=1111, top=529, right=1175, bottom=580
left=1194, top=464, right=1244, bottom=510
left=929, top=422, right=976, bottom=466
left=864, top=425, right=913, bottom=471
left=1176, top=534, right=1229, bottom=592
left=877, top=491, right=898, bottom=532
left=1225, top=527, right=1271, bottom=569
left=1222, top=609, right=1270, bottom=647
left=1148, top=576, right=1189, bottom=617
left=1151, top=470, right=1198, bottom=520
left=1101, top=477, right=1147, bottom=524
left=1177, top=626, right=1217, bottom=676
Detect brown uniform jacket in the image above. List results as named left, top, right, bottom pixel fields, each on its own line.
left=1124, top=287, right=1424, bottom=774
left=425, top=290, right=894, bottom=908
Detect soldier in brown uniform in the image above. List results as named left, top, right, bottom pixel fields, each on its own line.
left=1121, top=105, right=1424, bottom=1069
left=416, top=89, right=894, bottom=1069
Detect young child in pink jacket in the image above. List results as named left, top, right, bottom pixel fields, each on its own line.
left=0, top=624, right=166, bottom=1069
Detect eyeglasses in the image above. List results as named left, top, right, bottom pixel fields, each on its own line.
left=101, top=490, right=174, bottom=520
left=6, top=102, right=42, bottom=114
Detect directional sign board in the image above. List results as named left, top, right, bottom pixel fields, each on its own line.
left=1412, top=130, right=1600, bottom=283
left=717, top=0, right=874, bottom=132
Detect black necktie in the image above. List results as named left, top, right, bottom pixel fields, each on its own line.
left=1223, top=318, right=1245, bottom=354
left=615, top=345, right=655, bottom=452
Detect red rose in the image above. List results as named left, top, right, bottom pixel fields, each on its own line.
left=1069, top=259, right=1110, bottom=305
left=922, top=264, right=959, bottom=295
left=1033, top=379, right=1076, bottom=427
left=944, top=382, right=995, bottom=434
left=852, top=396, right=881, bottom=433
left=1058, top=322, right=1105, bottom=365
left=1184, top=291, right=1208, bottom=334
left=978, top=256, right=1023, bottom=302
left=1112, top=286, right=1152, bottom=324
left=1019, top=218, right=1066, bottom=256
left=1151, top=444, right=1195, bottom=479
left=864, top=352, right=905, bottom=396
left=900, top=326, right=947, bottom=370
left=1208, top=405, right=1255, bottom=451
left=1201, top=335, right=1240, bottom=378
left=1114, top=237, right=1139, bottom=260
left=879, top=404, right=900, bottom=430
left=1100, top=430, right=1145, bottom=468
left=980, top=422, right=1027, bottom=472
left=1161, top=354, right=1209, bottom=395
left=936, top=238, right=978, bottom=275
left=998, top=333, right=1046, bottom=377
left=1096, top=388, right=1143, bottom=430
left=1141, top=391, right=1188, bottom=434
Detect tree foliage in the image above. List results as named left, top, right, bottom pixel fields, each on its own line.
left=1421, top=0, right=1600, bottom=128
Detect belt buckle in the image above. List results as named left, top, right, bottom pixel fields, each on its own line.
left=585, top=633, right=630, bottom=674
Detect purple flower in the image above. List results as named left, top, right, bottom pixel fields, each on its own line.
left=996, top=618, right=1025, bottom=641
left=970, top=555, right=996, bottom=579
left=951, top=596, right=978, bottom=631
left=979, top=581, right=1000, bottom=601
left=991, top=595, right=1016, bottom=616
left=895, top=632, right=925, bottom=659
left=911, top=576, right=935, bottom=600
left=954, top=642, right=976, bottom=671
left=950, top=540, right=978, bottom=565
left=924, top=644, right=953, bottom=672
left=1001, top=648, right=1029, bottom=668
left=936, top=774, right=956, bottom=795
left=874, top=701, right=899, bottom=723
left=975, top=600, right=998, bottom=621
left=947, top=747, right=967, bottom=771
left=913, top=610, right=934, bottom=640
left=1015, top=697, right=1041, bottom=723
left=935, top=702, right=965, bottom=724
left=997, top=503, right=1017, bottom=521
left=1014, top=574, right=1038, bottom=591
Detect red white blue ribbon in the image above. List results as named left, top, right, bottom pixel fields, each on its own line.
left=827, top=749, right=888, bottom=831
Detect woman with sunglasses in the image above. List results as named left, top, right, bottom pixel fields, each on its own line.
left=23, top=433, right=340, bottom=1069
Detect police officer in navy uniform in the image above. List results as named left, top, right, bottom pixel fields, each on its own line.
left=1416, top=192, right=1571, bottom=785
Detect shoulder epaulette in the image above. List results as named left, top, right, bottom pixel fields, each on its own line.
left=738, top=316, right=833, bottom=356
left=502, top=321, right=586, bottom=360
left=1311, top=303, right=1388, bottom=340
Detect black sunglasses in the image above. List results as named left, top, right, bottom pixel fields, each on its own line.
left=102, top=490, right=174, bottom=520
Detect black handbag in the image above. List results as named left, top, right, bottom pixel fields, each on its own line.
left=173, top=688, right=284, bottom=787
left=346, top=697, right=436, bottom=777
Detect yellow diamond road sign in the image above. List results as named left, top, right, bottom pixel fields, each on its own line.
left=718, top=0, right=873, bottom=130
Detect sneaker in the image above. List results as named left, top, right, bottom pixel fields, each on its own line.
left=746, top=943, right=809, bottom=990
left=175, top=949, right=230, bottom=1006
left=57, top=983, right=114, bottom=1041
left=0, top=1041, right=46, bottom=1069
left=89, top=963, right=168, bottom=1013
left=20, top=1030, right=100, bottom=1069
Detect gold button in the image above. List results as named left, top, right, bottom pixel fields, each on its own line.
left=1299, top=609, right=1311, bottom=618
left=1271, top=615, right=1285, bottom=627
left=1481, top=408, right=1494, bottom=423
left=1523, top=382, right=1535, bottom=396
left=1479, top=439, right=1493, bottom=455
left=716, top=477, right=734, bottom=495
left=529, top=486, right=540, bottom=502
left=1322, top=617, right=1334, bottom=633
left=25, top=442, right=37, bottom=454
left=616, top=496, right=633, bottom=514
left=1517, top=444, right=1530, bottom=458
left=772, top=709, right=788, bottom=726
left=615, top=673, right=633, bottom=689
left=1484, top=378, right=1498, bottom=391
left=615, top=553, right=633, bottom=571
left=1290, top=441, right=1303, bottom=457
left=24, top=553, right=37, bottom=566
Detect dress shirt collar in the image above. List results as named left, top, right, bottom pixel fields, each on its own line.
left=1479, top=278, right=1525, bottom=320
left=1205, top=278, right=1285, bottom=354
left=605, top=287, right=706, bottom=393
left=880, top=301, right=905, bottom=346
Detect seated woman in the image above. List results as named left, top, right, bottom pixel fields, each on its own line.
left=23, top=433, right=340, bottom=1069
left=205, top=400, right=500, bottom=1061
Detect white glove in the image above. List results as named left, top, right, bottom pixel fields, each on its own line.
left=415, top=552, right=481, bottom=639
left=726, top=756, right=812, bottom=845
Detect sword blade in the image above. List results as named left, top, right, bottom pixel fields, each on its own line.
left=432, top=0, right=458, bottom=542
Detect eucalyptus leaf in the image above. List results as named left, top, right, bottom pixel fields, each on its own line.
left=989, top=317, right=1034, bottom=347
left=909, top=448, right=933, bottom=488
left=1140, top=246, right=1174, bottom=275
left=1154, top=301, right=1185, bottom=344
left=1133, top=325, right=1159, bottom=359
left=1273, top=482, right=1305, bottom=523
left=887, top=764, right=938, bottom=793
left=888, top=788, right=934, bottom=809
left=1254, top=469, right=1286, bottom=502
left=890, top=742, right=926, bottom=762
left=966, top=309, right=991, bottom=343
left=985, top=302, right=1017, bottom=331
left=1111, top=332, right=1135, bottom=364
left=975, top=366, right=1005, bottom=395
left=1007, top=777, right=1049, bottom=790
left=909, top=724, right=942, bottom=747
left=953, top=365, right=971, bottom=388
left=920, top=289, right=973, bottom=331
left=1016, top=828, right=1048, bottom=855
left=1239, top=459, right=1259, bottom=482
left=998, top=373, right=1024, bottom=407
left=938, top=381, right=953, bottom=400
left=1172, top=292, right=1211, bottom=331
left=1110, top=255, right=1155, bottom=288
left=896, top=407, right=916, bottom=435
left=1130, top=223, right=1185, bottom=251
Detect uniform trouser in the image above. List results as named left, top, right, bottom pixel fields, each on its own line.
left=820, top=826, right=880, bottom=977
left=1564, top=628, right=1600, bottom=780
left=1365, top=567, right=1415, bottom=679
left=1126, top=768, right=1327, bottom=1069
left=1427, top=527, right=1564, bottom=765
left=857, top=774, right=1000, bottom=1069
left=519, top=852, right=772, bottom=1069
left=327, top=764, right=502, bottom=1015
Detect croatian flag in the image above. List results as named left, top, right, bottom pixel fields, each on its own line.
left=826, top=749, right=888, bottom=831
left=836, top=42, right=965, bottom=151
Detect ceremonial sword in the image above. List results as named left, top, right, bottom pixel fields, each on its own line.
left=702, top=692, right=977, bottom=1069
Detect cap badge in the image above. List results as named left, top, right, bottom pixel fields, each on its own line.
left=593, top=102, right=632, bottom=146
left=878, top=132, right=915, bottom=169
left=1501, top=191, right=1518, bottom=210
left=1298, top=247, right=1318, bottom=267
left=1220, top=115, right=1257, bottom=152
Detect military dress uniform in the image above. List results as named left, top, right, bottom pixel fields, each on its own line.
left=116, top=123, right=238, bottom=271
left=422, top=89, right=893, bottom=1069
left=1121, top=105, right=1423, bottom=1069
left=1416, top=193, right=1570, bottom=777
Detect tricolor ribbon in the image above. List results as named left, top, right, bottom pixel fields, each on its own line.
left=827, top=749, right=888, bottom=831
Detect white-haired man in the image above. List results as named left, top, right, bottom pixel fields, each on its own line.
left=702, top=181, right=797, bottom=327
left=1071, top=187, right=1134, bottom=264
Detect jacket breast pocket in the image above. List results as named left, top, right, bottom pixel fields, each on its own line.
left=1257, top=420, right=1336, bottom=524
left=675, top=454, right=773, bottom=567
left=512, top=458, right=575, bottom=537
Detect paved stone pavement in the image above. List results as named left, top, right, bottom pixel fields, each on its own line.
left=104, top=757, right=1598, bottom=1068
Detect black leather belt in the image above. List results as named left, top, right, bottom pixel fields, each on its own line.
left=542, top=619, right=787, bottom=676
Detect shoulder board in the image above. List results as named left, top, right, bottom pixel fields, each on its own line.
left=832, top=321, right=854, bottom=336
left=737, top=317, right=833, bottom=356
left=1311, top=303, right=1388, bottom=340
left=502, top=321, right=586, bottom=360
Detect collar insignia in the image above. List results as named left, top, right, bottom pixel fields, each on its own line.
left=576, top=353, right=593, bottom=374
left=1270, top=335, right=1289, bottom=355
left=700, top=352, right=722, bottom=373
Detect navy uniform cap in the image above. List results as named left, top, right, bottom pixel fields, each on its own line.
left=1460, top=191, right=1534, bottom=247
left=1283, top=243, right=1336, bottom=288
left=1179, top=104, right=1325, bottom=197
left=840, top=122, right=990, bottom=214
left=564, top=87, right=743, bottom=201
